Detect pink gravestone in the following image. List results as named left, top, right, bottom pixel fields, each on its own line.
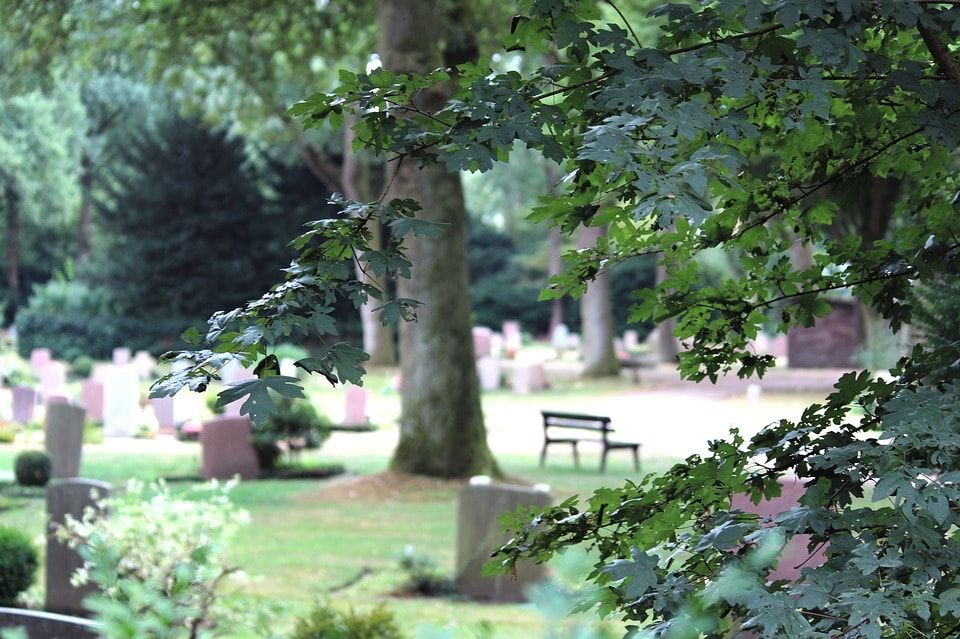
left=511, top=363, right=549, bottom=395
left=200, top=416, right=260, bottom=480
left=476, top=356, right=500, bottom=391
left=40, top=362, right=68, bottom=399
left=472, top=327, right=493, bottom=358
left=730, top=477, right=827, bottom=582
left=133, top=351, right=155, bottom=379
left=112, top=347, right=132, bottom=366
left=343, top=386, right=369, bottom=425
left=150, top=396, right=176, bottom=433
left=11, top=387, right=36, bottom=424
left=502, top=321, right=522, bottom=357
left=30, top=348, right=51, bottom=373
left=80, top=380, right=104, bottom=422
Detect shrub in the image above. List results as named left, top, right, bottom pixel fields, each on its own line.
left=253, top=398, right=332, bottom=471
left=70, top=355, right=94, bottom=379
left=0, top=428, right=15, bottom=444
left=291, top=602, right=404, bottom=639
left=13, top=451, right=50, bottom=487
left=396, top=547, right=454, bottom=597
left=0, top=526, right=39, bottom=606
left=83, top=420, right=103, bottom=444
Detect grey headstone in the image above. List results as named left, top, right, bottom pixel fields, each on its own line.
left=45, top=404, right=86, bottom=479
left=200, top=416, right=259, bottom=480
left=0, top=607, right=99, bottom=639
left=11, top=386, right=36, bottom=424
left=455, top=479, right=551, bottom=602
left=46, top=479, right=111, bottom=616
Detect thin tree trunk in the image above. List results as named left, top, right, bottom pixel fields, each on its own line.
left=578, top=225, right=620, bottom=377
left=77, top=153, right=93, bottom=261
left=343, top=113, right=396, bottom=366
left=4, top=178, right=21, bottom=308
left=381, top=0, right=497, bottom=478
left=654, top=263, right=680, bottom=363
left=544, top=162, right=564, bottom=334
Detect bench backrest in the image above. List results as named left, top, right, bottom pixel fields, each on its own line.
left=541, top=411, right=613, bottom=440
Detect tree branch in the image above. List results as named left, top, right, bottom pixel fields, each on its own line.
left=917, top=15, right=960, bottom=84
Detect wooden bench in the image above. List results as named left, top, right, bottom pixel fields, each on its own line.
left=540, top=411, right=640, bottom=472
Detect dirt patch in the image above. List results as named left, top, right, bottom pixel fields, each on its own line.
left=300, top=471, right=467, bottom=503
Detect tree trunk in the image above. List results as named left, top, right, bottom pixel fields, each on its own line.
left=381, top=0, right=497, bottom=478
left=4, top=178, right=21, bottom=308
left=342, top=113, right=397, bottom=366
left=544, top=162, right=564, bottom=334
left=578, top=225, right=620, bottom=377
left=654, top=263, right=680, bottom=363
left=77, top=153, right=94, bottom=261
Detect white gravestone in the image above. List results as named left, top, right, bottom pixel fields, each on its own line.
left=103, top=365, right=139, bottom=437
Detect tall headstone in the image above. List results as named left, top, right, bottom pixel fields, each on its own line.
left=112, top=347, right=132, bottom=366
left=45, top=404, right=86, bottom=479
left=623, top=330, right=639, bottom=351
left=476, top=355, right=501, bottom=391
left=730, top=477, right=827, bottom=582
left=91, top=363, right=112, bottom=384
left=132, top=350, right=155, bottom=379
left=200, top=416, right=260, bottom=480
left=456, top=478, right=552, bottom=602
left=46, top=479, right=111, bottom=616
left=150, top=396, right=176, bottom=433
left=103, top=365, right=139, bottom=437
left=490, top=333, right=504, bottom=358
left=550, top=324, right=570, bottom=351
left=45, top=394, right=70, bottom=407
left=343, top=386, right=369, bottom=425
left=502, top=321, right=522, bottom=357
left=40, top=361, right=68, bottom=399
left=80, top=380, right=104, bottom=422
left=472, top=327, right=493, bottom=358
left=11, top=386, right=37, bottom=424
left=511, top=363, right=549, bottom=395
left=29, top=348, right=51, bottom=374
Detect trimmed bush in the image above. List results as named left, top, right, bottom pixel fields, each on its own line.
left=14, top=451, right=51, bottom=487
left=0, top=526, right=39, bottom=606
left=253, top=399, right=332, bottom=471
left=291, top=603, right=404, bottom=639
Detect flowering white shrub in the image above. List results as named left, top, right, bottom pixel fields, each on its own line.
left=57, top=479, right=251, bottom=638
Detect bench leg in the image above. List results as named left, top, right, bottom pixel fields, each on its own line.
left=632, top=446, right=640, bottom=472
left=540, top=443, right=548, bottom=467
left=600, top=446, right=608, bottom=473
left=572, top=442, right=580, bottom=469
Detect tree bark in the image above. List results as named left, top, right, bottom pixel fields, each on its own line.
left=544, top=162, right=564, bottom=334
left=4, top=177, right=21, bottom=308
left=578, top=225, right=620, bottom=377
left=343, top=113, right=397, bottom=366
left=654, top=263, right=680, bottom=363
left=381, top=0, right=497, bottom=478
left=77, top=152, right=94, bottom=261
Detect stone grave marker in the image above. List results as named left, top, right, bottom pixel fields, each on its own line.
left=455, top=477, right=552, bottom=602
left=343, top=386, right=369, bottom=426
left=489, top=333, right=504, bottom=358
left=550, top=324, right=570, bottom=351
left=46, top=478, right=111, bottom=616
left=132, top=350, right=155, bottom=379
left=80, top=380, right=104, bottom=422
left=511, top=363, right=549, bottom=395
left=45, top=404, right=86, bottom=479
left=112, top=347, right=131, bottom=366
left=103, top=365, right=139, bottom=437
left=730, top=477, right=827, bottom=583
left=29, top=347, right=51, bottom=374
left=472, top=327, right=493, bottom=358
left=45, top=394, right=70, bottom=407
left=0, top=607, right=99, bottom=639
left=200, top=416, right=259, bottom=480
left=91, top=363, right=112, bottom=384
left=150, top=396, right=176, bottom=434
left=11, top=386, right=37, bottom=424
left=502, top=321, right=522, bottom=356
left=40, top=361, right=68, bottom=399
left=476, top=355, right=501, bottom=391
left=623, top=330, right=639, bottom=351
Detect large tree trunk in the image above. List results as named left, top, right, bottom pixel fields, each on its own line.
left=381, top=0, right=497, bottom=478
left=342, top=113, right=396, bottom=366
left=578, top=225, right=620, bottom=377
left=654, top=263, right=680, bottom=363
left=4, top=178, right=21, bottom=308
left=77, top=153, right=93, bottom=261
left=544, top=162, right=564, bottom=334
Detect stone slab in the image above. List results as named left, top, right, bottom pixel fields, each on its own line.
left=45, top=404, right=86, bottom=479
left=200, top=416, right=259, bottom=480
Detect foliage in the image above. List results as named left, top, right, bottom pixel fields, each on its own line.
left=290, top=602, right=405, bottom=639
left=396, top=546, right=454, bottom=597
left=0, top=428, right=15, bottom=444
left=13, top=451, right=50, bottom=487
left=911, top=275, right=960, bottom=376
left=58, top=479, right=249, bottom=634
left=0, top=525, right=38, bottom=606
left=252, top=398, right=332, bottom=471
left=71, top=355, right=94, bottom=379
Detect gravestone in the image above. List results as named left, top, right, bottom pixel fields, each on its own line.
left=550, top=324, right=570, bottom=351
left=46, top=478, right=111, bottom=616
left=80, top=380, right=104, bottom=422
left=91, top=363, right=112, bottom=384
left=45, top=404, right=86, bottom=479
left=472, top=327, right=493, bottom=358
left=730, top=477, right=827, bottom=582
left=112, top=347, right=131, bottom=366
left=511, top=363, right=549, bottom=395
left=476, top=356, right=501, bottom=391
left=200, top=416, right=259, bottom=480
left=40, top=361, right=68, bottom=399
left=343, top=386, right=369, bottom=425
left=489, top=333, right=504, bottom=358
left=456, top=478, right=552, bottom=602
left=29, top=348, right=51, bottom=374
left=45, top=394, right=70, bottom=407
left=103, top=365, right=139, bottom=437
left=11, top=386, right=37, bottom=424
left=502, top=321, right=522, bottom=357
left=150, top=396, right=176, bottom=433
left=132, top=350, right=155, bottom=379
left=787, top=299, right=864, bottom=368
left=623, top=330, right=639, bottom=351
left=0, top=608, right=99, bottom=639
